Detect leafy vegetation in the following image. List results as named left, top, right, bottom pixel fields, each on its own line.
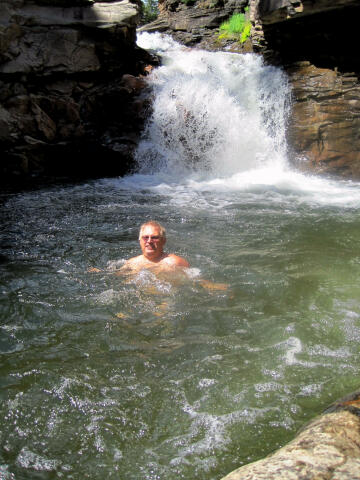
left=141, top=0, right=159, bottom=23
left=218, top=11, right=251, bottom=43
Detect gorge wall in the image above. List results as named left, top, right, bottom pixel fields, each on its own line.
left=141, top=0, right=360, bottom=179
left=258, top=0, right=360, bottom=178
left=2, top=0, right=360, bottom=184
left=0, top=0, right=158, bottom=187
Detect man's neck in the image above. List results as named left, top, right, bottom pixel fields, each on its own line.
left=143, top=252, right=167, bottom=264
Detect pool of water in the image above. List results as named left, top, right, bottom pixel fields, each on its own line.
left=1, top=175, right=360, bottom=480
left=1, top=32, right=360, bottom=480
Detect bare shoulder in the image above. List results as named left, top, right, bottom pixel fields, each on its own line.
left=164, top=254, right=190, bottom=268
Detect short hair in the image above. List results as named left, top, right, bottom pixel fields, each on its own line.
left=139, top=221, right=166, bottom=240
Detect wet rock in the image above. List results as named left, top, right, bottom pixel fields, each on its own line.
left=258, top=0, right=359, bottom=23
left=287, top=64, right=360, bottom=178
left=253, top=0, right=360, bottom=178
left=0, top=0, right=158, bottom=185
left=221, top=390, right=360, bottom=480
left=139, top=0, right=250, bottom=50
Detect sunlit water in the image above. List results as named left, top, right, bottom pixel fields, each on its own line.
left=1, top=32, right=360, bottom=480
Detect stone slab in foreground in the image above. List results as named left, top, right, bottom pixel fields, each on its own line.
left=221, top=391, right=360, bottom=480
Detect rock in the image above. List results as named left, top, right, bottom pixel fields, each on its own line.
left=121, top=74, right=147, bottom=92
left=256, top=0, right=360, bottom=72
left=258, top=0, right=359, bottom=23
left=10, top=1, right=140, bottom=29
left=253, top=0, right=360, bottom=178
left=31, top=102, right=57, bottom=141
left=139, top=0, right=250, bottom=50
left=220, top=390, right=360, bottom=480
left=0, top=0, right=158, bottom=185
left=287, top=64, right=360, bottom=177
left=0, top=105, right=14, bottom=141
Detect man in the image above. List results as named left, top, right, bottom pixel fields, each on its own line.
left=119, top=220, right=189, bottom=273
left=90, top=221, right=228, bottom=290
left=122, top=222, right=228, bottom=292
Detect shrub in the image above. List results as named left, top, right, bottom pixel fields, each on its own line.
left=218, top=12, right=251, bottom=43
left=141, top=0, right=159, bottom=23
left=240, top=19, right=252, bottom=42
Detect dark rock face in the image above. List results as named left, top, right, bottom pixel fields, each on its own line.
left=287, top=63, right=360, bottom=178
left=258, top=0, right=360, bottom=73
left=0, top=0, right=158, bottom=186
left=255, top=0, right=360, bottom=178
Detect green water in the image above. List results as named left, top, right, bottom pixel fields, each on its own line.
left=1, top=179, right=360, bottom=479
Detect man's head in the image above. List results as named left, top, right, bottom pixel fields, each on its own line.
left=139, top=221, right=166, bottom=261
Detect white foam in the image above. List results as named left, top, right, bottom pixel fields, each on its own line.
left=185, top=267, right=201, bottom=279
left=106, top=259, right=126, bottom=271
left=16, top=447, right=59, bottom=471
left=96, top=289, right=120, bottom=304
left=284, top=336, right=302, bottom=366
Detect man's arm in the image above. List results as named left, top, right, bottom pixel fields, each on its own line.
left=113, top=256, right=143, bottom=275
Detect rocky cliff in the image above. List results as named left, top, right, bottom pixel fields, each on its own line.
left=2, top=0, right=359, bottom=183
left=141, top=0, right=360, bottom=178
left=256, top=0, right=360, bottom=178
left=0, top=0, right=158, bottom=186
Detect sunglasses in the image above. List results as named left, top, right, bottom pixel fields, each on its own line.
left=141, top=235, right=161, bottom=241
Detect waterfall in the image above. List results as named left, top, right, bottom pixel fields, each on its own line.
left=134, top=32, right=360, bottom=207
left=136, top=32, right=291, bottom=179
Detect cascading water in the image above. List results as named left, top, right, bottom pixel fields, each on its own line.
left=1, top=32, right=360, bottom=480
left=136, top=33, right=290, bottom=178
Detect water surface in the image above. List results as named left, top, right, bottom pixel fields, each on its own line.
left=1, top=33, right=360, bottom=480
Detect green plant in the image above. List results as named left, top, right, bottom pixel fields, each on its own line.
left=141, top=0, right=159, bottom=23
left=240, top=19, right=251, bottom=42
left=218, top=12, right=251, bottom=43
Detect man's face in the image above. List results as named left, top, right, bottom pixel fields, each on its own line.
left=139, top=225, right=165, bottom=261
